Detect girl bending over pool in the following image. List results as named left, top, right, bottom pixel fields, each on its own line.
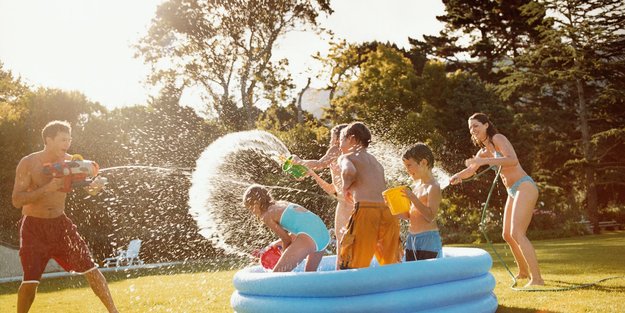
left=243, top=185, right=330, bottom=272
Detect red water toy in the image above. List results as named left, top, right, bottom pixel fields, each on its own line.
left=42, top=154, right=99, bottom=192
left=258, top=244, right=283, bottom=270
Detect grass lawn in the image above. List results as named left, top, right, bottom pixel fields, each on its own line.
left=1, top=231, right=623, bottom=312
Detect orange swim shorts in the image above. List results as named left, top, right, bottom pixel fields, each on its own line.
left=338, top=201, right=401, bottom=269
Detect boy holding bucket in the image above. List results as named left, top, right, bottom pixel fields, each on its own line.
left=337, top=122, right=401, bottom=269
left=397, top=143, right=442, bottom=261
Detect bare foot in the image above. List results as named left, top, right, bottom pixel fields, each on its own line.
left=515, top=273, right=529, bottom=280
left=525, top=279, right=545, bottom=287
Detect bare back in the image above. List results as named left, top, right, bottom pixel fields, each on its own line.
left=13, top=151, right=69, bottom=218
left=342, top=150, right=386, bottom=203
left=329, top=161, right=343, bottom=195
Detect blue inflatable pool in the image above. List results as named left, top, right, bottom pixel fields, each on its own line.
left=231, top=247, right=497, bottom=313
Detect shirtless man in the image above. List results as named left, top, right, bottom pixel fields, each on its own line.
left=337, top=122, right=401, bottom=269
left=12, top=120, right=118, bottom=313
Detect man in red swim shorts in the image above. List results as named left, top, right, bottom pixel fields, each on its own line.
left=12, top=120, right=118, bottom=313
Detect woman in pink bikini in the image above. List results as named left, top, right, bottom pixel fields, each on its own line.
left=450, top=113, right=544, bottom=286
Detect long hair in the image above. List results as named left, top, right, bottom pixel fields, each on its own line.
left=242, top=185, right=273, bottom=214
left=469, top=113, right=499, bottom=148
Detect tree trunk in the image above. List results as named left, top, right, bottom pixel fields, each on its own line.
left=575, top=78, right=599, bottom=233
left=296, top=78, right=311, bottom=124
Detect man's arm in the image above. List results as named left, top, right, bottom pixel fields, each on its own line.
left=12, top=157, right=62, bottom=208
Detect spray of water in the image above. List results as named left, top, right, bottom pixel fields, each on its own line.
left=368, top=138, right=451, bottom=189
left=188, top=130, right=292, bottom=256
left=70, top=164, right=222, bottom=265
left=100, top=165, right=192, bottom=175
left=187, top=131, right=453, bottom=258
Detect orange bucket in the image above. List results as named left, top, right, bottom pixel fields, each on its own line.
left=382, top=186, right=411, bottom=215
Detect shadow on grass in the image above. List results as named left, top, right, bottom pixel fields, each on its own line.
left=542, top=278, right=625, bottom=293
left=497, top=305, right=561, bottom=313
left=499, top=277, right=625, bottom=293
left=0, top=257, right=249, bottom=296
left=485, top=231, right=625, bottom=277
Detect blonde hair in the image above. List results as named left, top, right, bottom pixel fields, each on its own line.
left=242, top=185, right=273, bottom=213
left=330, top=123, right=348, bottom=144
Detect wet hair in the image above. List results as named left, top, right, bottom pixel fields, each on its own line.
left=41, top=120, right=71, bottom=144
left=242, top=184, right=273, bottom=213
left=343, top=122, right=371, bottom=148
left=402, top=143, right=435, bottom=169
left=330, top=123, right=348, bottom=143
left=469, top=113, right=499, bottom=148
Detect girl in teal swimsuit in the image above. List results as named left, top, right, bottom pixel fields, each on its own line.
left=449, top=113, right=544, bottom=287
left=243, top=185, right=330, bottom=272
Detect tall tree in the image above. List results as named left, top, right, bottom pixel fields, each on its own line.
left=313, top=39, right=380, bottom=104
left=498, top=0, right=625, bottom=231
left=412, top=0, right=548, bottom=82
left=0, top=64, right=32, bottom=243
left=137, top=0, right=332, bottom=128
left=326, top=44, right=421, bottom=135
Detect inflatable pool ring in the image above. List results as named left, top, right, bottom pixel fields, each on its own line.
left=231, top=247, right=497, bottom=313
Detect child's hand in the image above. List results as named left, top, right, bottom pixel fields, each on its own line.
left=449, top=174, right=462, bottom=185
left=44, top=178, right=65, bottom=193
left=251, top=248, right=261, bottom=258
left=291, top=155, right=302, bottom=164
left=400, top=187, right=417, bottom=203
left=280, top=240, right=290, bottom=251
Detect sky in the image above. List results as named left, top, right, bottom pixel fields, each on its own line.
left=0, top=0, right=445, bottom=112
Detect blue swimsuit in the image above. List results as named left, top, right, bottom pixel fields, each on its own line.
left=492, top=151, right=537, bottom=198
left=279, top=204, right=330, bottom=252
left=507, top=176, right=537, bottom=198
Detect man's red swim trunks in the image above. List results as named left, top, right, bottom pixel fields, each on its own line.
left=19, top=214, right=97, bottom=282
